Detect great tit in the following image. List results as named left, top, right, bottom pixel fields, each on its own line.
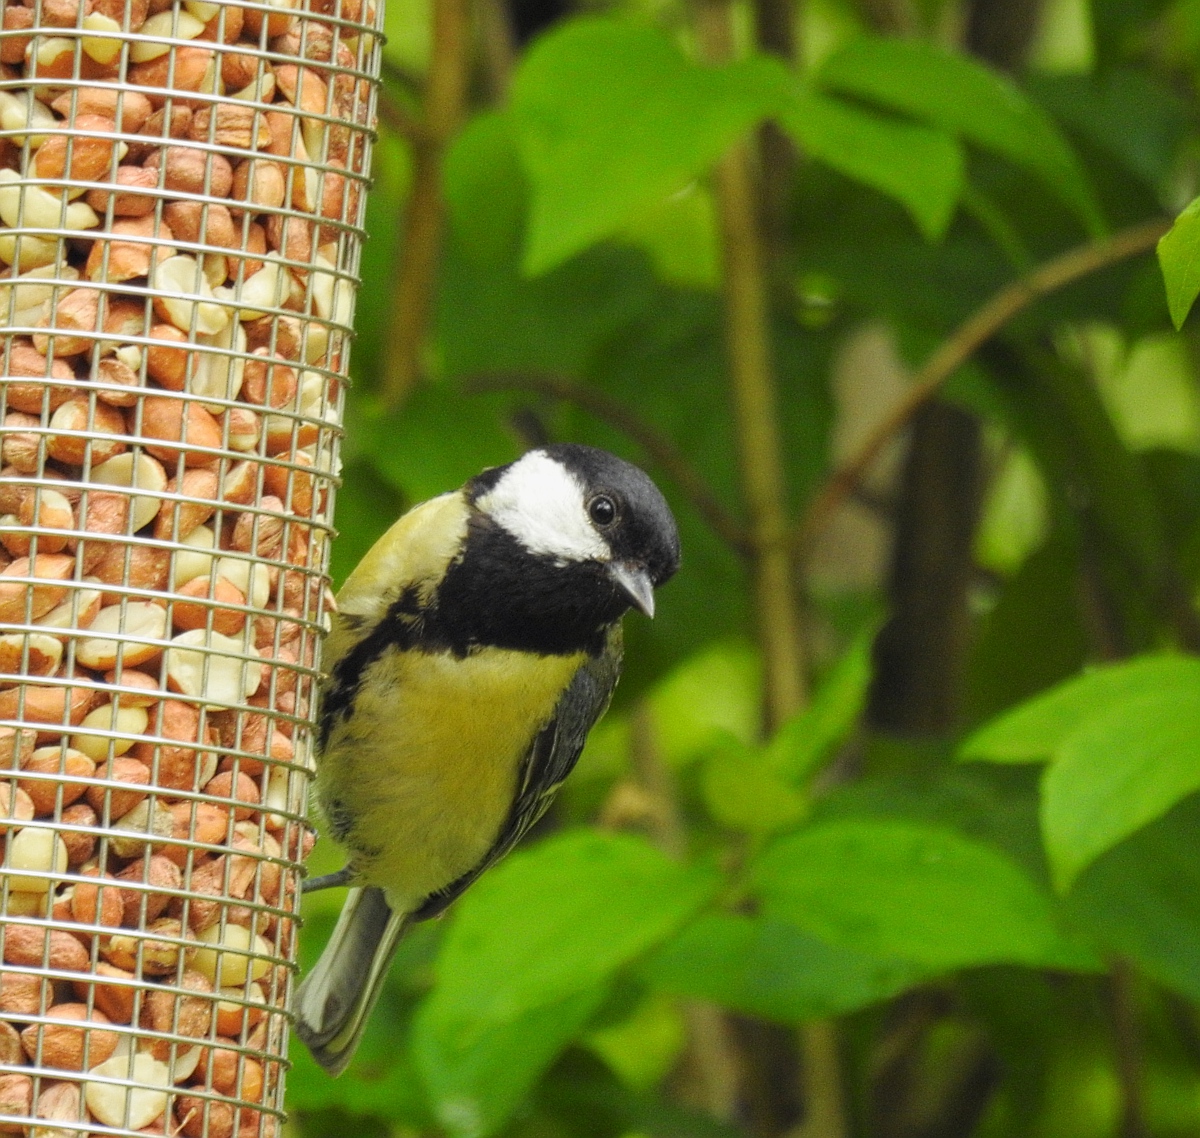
left=294, top=444, right=680, bottom=1075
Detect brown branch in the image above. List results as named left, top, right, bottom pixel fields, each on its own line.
left=475, top=0, right=516, bottom=101
left=1110, top=958, right=1148, bottom=1138
left=375, top=86, right=425, bottom=143
left=381, top=0, right=471, bottom=408
left=797, top=217, right=1171, bottom=558
left=464, top=371, right=752, bottom=554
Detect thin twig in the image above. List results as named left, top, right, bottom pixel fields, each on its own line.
left=797, top=217, right=1171, bottom=557
left=464, top=371, right=752, bottom=554
left=381, top=0, right=471, bottom=408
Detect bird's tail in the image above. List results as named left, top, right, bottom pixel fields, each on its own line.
left=294, top=885, right=409, bottom=1076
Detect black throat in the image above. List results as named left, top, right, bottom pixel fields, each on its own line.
left=431, top=514, right=628, bottom=657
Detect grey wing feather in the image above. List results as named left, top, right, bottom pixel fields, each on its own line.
left=411, top=625, right=623, bottom=921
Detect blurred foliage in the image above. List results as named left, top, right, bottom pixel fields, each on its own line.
left=289, top=0, right=1200, bottom=1135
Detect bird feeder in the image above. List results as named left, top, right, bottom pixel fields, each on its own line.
left=0, top=0, right=381, bottom=1130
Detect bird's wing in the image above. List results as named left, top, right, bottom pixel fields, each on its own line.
left=410, top=624, right=624, bottom=921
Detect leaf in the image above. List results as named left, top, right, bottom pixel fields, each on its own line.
left=616, top=182, right=720, bottom=289
left=764, top=624, right=875, bottom=785
left=414, top=986, right=606, bottom=1138
left=511, top=18, right=784, bottom=274
left=411, top=833, right=716, bottom=1135
left=1041, top=689, right=1200, bottom=891
left=777, top=88, right=963, bottom=241
left=647, top=640, right=762, bottom=767
left=964, top=534, right=1088, bottom=727
left=1068, top=794, right=1200, bottom=1002
left=752, top=819, right=1090, bottom=970
left=642, top=913, right=927, bottom=1021
left=583, top=994, right=687, bottom=1091
left=701, top=734, right=808, bottom=835
left=1029, top=69, right=1189, bottom=189
left=818, top=36, right=1105, bottom=236
left=960, top=655, right=1200, bottom=763
left=1157, top=195, right=1200, bottom=329
left=427, top=830, right=718, bottom=1034
left=443, top=111, right=526, bottom=267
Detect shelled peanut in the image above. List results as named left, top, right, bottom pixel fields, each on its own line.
left=0, top=0, right=380, bottom=1131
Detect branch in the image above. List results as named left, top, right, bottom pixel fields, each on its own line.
left=476, top=0, right=516, bottom=101
left=464, top=372, right=751, bottom=554
left=375, top=86, right=424, bottom=143
left=1110, top=958, right=1148, bottom=1138
left=797, top=218, right=1171, bottom=557
left=381, top=0, right=471, bottom=408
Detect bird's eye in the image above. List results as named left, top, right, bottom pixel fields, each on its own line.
left=588, top=495, right=617, bottom=527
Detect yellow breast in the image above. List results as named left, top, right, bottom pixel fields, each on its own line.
left=316, top=644, right=584, bottom=908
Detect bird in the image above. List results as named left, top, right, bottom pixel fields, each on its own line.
left=293, top=443, right=681, bottom=1075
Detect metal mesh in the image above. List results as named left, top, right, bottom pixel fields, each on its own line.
left=0, top=0, right=382, bottom=1131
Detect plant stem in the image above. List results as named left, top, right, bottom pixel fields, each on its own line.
left=854, top=0, right=917, bottom=32
left=465, top=372, right=751, bottom=553
left=1110, top=958, right=1148, bottom=1138
left=381, top=0, right=470, bottom=408
left=475, top=0, right=516, bottom=100
left=703, top=116, right=808, bottom=725
left=797, top=218, right=1171, bottom=556
left=694, top=1, right=847, bottom=1134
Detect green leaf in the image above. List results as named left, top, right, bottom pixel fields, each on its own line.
left=583, top=994, right=687, bottom=1091
left=1068, top=794, right=1200, bottom=1002
left=615, top=182, right=720, bottom=289
left=427, top=830, right=718, bottom=1034
left=1042, top=689, right=1200, bottom=891
left=752, top=819, right=1089, bottom=970
left=642, top=913, right=927, bottom=1021
left=647, top=640, right=762, bottom=767
left=964, top=534, right=1088, bottom=727
left=1157, top=195, right=1200, bottom=329
left=961, top=655, right=1200, bottom=763
left=444, top=111, right=526, bottom=267
left=414, top=987, right=606, bottom=1138
left=701, top=734, right=808, bottom=835
left=511, top=18, right=783, bottom=274
left=818, top=36, right=1105, bottom=236
left=777, top=89, right=963, bottom=241
left=764, top=624, right=874, bottom=785
left=1029, top=69, right=1189, bottom=189
left=411, top=832, right=716, bottom=1134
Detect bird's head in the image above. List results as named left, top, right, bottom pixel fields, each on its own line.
left=467, top=445, right=680, bottom=628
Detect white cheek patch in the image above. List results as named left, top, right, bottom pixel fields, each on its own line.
left=477, top=452, right=609, bottom=563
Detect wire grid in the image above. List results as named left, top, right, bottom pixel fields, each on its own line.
left=0, top=0, right=382, bottom=1131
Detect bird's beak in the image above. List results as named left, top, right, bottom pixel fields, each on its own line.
left=609, top=561, right=656, bottom=618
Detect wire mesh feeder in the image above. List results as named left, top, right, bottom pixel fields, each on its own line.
left=0, top=0, right=382, bottom=1131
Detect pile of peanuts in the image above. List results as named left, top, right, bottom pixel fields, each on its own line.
left=0, top=0, right=379, bottom=1131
